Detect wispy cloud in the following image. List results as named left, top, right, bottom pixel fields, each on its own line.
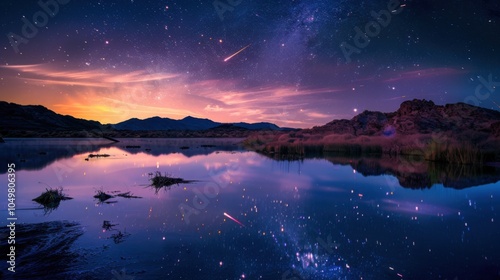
left=1, top=64, right=180, bottom=87
left=0, top=63, right=345, bottom=127
left=305, top=112, right=331, bottom=118
left=204, top=104, right=224, bottom=112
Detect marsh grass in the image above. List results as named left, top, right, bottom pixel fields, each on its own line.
left=32, top=187, right=73, bottom=214
left=258, top=137, right=492, bottom=165
left=93, top=188, right=142, bottom=204
left=148, top=171, right=196, bottom=194
left=88, top=154, right=110, bottom=158
left=263, top=143, right=384, bottom=158
left=86, top=154, right=111, bottom=161
left=115, top=192, right=142, bottom=199
left=423, top=142, right=495, bottom=165
left=102, top=220, right=118, bottom=231
left=93, top=189, right=114, bottom=202
left=109, top=230, right=130, bottom=244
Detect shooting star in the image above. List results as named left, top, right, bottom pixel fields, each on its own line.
left=224, top=212, right=245, bottom=227
left=223, top=44, right=251, bottom=62
left=386, top=95, right=406, bottom=100
left=491, top=99, right=500, bottom=109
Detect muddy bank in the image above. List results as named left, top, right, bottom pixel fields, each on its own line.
left=0, top=221, right=85, bottom=280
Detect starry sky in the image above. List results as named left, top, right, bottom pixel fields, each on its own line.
left=0, top=0, right=499, bottom=128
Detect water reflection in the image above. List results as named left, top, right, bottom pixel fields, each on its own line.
left=0, top=138, right=116, bottom=173
left=0, top=138, right=243, bottom=173
left=0, top=139, right=498, bottom=279
left=116, top=138, right=243, bottom=157
left=264, top=154, right=500, bottom=189
left=3, top=138, right=498, bottom=190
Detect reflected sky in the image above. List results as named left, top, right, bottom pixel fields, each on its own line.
left=1, top=140, right=499, bottom=279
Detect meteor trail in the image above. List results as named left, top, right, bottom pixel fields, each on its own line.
left=224, top=212, right=245, bottom=227
left=492, top=99, right=500, bottom=109
left=223, top=44, right=251, bottom=62
left=386, top=95, right=406, bottom=100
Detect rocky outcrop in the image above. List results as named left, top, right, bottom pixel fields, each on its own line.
left=491, top=121, right=500, bottom=137
left=249, top=99, right=500, bottom=163
left=308, top=99, right=500, bottom=137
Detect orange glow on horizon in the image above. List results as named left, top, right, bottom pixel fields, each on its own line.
left=0, top=63, right=354, bottom=128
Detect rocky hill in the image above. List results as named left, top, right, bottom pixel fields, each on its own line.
left=245, top=99, right=500, bottom=164
left=312, top=99, right=500, bottom=137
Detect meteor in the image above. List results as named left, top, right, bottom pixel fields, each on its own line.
left=223, top=212, right=245, bottom=227
left=386, top=95, right=406, bottom=100
left=223, top=44, right=251, bottom=62
left=491, top=99, right=500, bottom=109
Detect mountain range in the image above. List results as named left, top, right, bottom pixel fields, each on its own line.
left=3, top=99, right=500, bottom=147
left=0, top=101, right=288, bottom=138
left=112, top=116, right=284, bottom=131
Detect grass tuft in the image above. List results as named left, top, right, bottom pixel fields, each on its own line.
left=32, top=186, right=72, bottom=214
left=148, top=171, right=196, bottom=194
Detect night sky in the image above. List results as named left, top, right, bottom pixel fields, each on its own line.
left=0, top=0, right=499, bottom=128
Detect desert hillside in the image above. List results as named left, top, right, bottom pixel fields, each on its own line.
left=245, top=99, right=500, bottom=164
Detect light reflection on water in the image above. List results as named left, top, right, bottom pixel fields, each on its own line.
left=0, top=139, right=499, bottom=279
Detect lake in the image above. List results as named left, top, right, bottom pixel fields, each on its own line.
left=1, top=139, right=499, bottom=279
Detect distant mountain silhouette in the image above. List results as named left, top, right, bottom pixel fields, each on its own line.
left=0, top=101, right=103, bottom=132
left=112, top=116, right=285, bottom=131
left=0, top=139, right=115, bottom=173
left=232, top=122, right=281, bottom=130
left=112, top=116, right=218, bottom=130
left=0, top=138, right=242, bottom=173
left=0, top=102, right=289, bottom=138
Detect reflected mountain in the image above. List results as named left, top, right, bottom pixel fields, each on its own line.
left=0, top=138, right=116, bottom=173
left=0, top=138, right=244, bottom=174
left=326, top=156, right=500, bottom=189
left=264, top=153, right=500, bottom=189
left=5, top=138, right=498, bottom=189
left=113, top=138, right=244, bottom=157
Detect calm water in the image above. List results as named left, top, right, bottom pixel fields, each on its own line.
left=1, top=139, right=499, bottom=280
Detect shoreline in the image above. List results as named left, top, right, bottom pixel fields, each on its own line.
left=243, top=131, right=500, bottom=165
